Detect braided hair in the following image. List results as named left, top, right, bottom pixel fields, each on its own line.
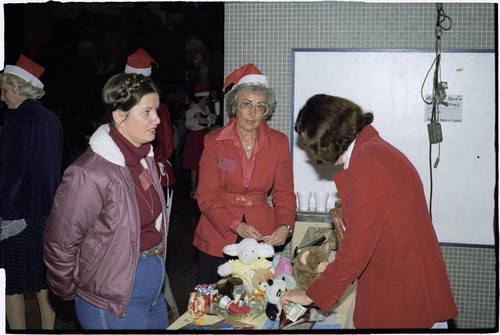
left=102, top=73, right=160, bottom=122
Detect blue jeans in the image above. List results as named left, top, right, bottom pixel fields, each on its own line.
left=75, top=246, right=169, bottom=330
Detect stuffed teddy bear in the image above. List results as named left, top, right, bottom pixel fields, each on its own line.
left=217, top=237, right=275, bottom=288
left=293, top=244, right=330, bottom=289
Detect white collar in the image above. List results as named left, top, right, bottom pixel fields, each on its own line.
left=89, top=124, right=154, bottom=167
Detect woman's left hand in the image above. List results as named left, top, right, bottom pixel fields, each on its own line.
left=262, top=226, right=289, bottom=246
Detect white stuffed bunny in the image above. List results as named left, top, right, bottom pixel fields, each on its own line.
left=217, top=237, right=275, bottom=287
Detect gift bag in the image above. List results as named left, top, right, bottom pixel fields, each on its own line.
left=329, top=201, right=346, bottom=250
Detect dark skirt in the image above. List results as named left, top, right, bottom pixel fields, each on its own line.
left=182, top=129, right=209, bottom=171
left=0, top=217, right=48, bottom=295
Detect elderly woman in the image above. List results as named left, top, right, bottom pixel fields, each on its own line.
left=44, top=73, right=170, bottom=330
left=281, top=94, right=458, bottom=329
left=0, top=55, right=63, bottom=330
left=193, top=63, right=296, bottom=284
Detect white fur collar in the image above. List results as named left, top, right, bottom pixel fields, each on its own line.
left=89, top=124, right=154, bottom=167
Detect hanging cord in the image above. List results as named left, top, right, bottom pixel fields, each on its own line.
left=421, top=4, right=452, bottom=218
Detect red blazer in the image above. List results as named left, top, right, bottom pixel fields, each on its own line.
left=306, top=125, right=458, bottom=328
left=193, top=118, right=296, bottom=257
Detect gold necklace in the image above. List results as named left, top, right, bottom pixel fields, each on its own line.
left=240, top=138, right=255, bottom=151
left=238, top=129, right=256, bottom=151
left=133, top=183, right=154, bottom=217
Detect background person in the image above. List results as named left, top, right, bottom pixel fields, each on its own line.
left=281, top=94, right=458, bottom=329
left=208, top=87, right=223, bottom=128
left=44, top=73, right=170, bottom=330
left=0, top=54, right=63, bottom=330
left=193, top=63, right=296, bottom=284
left=181, top=83, right=216, bottom=198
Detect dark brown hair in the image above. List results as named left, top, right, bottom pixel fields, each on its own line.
left=102, top=73, right=159, bottom=122
left=294, top=94, right=373, bottom=164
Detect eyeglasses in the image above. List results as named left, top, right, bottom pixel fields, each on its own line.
left=238, top=99, right=269, bottom=116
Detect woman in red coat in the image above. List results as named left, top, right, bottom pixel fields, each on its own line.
left=193, top=64, right=296, bottom=284
left=281, top=94, right=458, bottom=329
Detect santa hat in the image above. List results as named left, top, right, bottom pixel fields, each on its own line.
left=223, top=63, right=268, bottom=93
left=3, top=54, right=44, bottom=89
left=194, top=83, right=209, bottom=98
left=124, top=48, right=158, bottom=77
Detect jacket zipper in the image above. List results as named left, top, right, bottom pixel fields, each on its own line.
left=121, top=168, right=141, bottom=318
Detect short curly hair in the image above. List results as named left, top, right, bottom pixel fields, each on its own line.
left=0, top=73, right=45, bottom=100
left=224, top=83, right=276, bottom=120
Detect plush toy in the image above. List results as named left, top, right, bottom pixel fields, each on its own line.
left=215, top=275, right=244, bottom=300
left=251, top=267, right=275, bottom=292
left=272, top=255, right=293, bottom=277
left=293, top=244, right=330, bottom=289
left=217, top=238, right=275, bottom=288
left=264, top=275, right=294, bottom=321
left=272, top=255, right=298, bottom=290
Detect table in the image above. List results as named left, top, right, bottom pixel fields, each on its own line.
left=168, top=217, right=353, bottom=330
left=167, top=283, right=356, bottom=330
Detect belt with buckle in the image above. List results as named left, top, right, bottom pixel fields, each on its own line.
left=220, top=192, right=268, bottom=207
left=140, top=246, right=164, bottom=257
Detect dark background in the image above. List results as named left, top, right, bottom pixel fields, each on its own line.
left=2, top=2, right=223, bottom=329
left=3, top=1, right=224, bottom=168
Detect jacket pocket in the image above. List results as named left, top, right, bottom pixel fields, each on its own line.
left=78, top=238, right=105, bottom=273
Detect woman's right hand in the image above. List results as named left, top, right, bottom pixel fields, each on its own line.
left=280, top=288, right=314, bottom=307
left=236, top=222, right=263, bottom=241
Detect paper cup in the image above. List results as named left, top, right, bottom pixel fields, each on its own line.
left=314, top=192, right=329, bottom=212
left=297, top=191, right=312, bottom=211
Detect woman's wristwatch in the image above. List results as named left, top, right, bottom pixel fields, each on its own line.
left=280, top=224, right=293, bottom=237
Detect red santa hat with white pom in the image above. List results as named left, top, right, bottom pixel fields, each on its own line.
left=124, top=48, right=158, bottom=77
left=223, top=63, right=268, bottom=93
left=194, top=83, right=209, bottom=98
left=3, top=54, right=45, bottom=89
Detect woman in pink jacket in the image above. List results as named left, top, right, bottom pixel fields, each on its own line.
left=193, top=64, right=296, bottom=284
left=281, top=94, right=458, bottom=329
left=44, top=73, right=170, bottom=330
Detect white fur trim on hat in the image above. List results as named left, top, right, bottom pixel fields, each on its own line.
left=124, top=65, right=152, bottom=77
left=194, top=91, right=209, bottom=97
left=4, top=65, right=44, bottom=89
left=235, top=74, right=268, bottom=88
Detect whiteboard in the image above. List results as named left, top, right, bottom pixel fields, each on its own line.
left=292, top=49, right=496, bottom=245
